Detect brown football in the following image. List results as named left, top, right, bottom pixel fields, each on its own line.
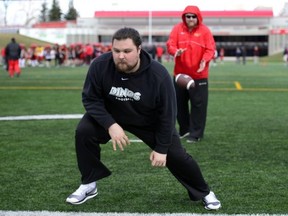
left=175, top=74, right=195, bottom=90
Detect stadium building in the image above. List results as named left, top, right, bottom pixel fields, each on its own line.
left=19, top=8, right=288, bottom=57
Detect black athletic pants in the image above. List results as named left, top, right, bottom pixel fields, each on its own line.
left=174, top=78, right=208, bottom=139
left=74, top=113, right=210, bottom=201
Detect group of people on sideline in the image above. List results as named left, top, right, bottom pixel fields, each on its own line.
left=1, top=38, right=265, bottom=79
left=212, top=45, right=261, bottom=66
left=1, top=41, right=113, bottom=74
left=1, top=40, right=173, bottom=74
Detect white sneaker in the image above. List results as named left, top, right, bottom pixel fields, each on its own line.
left=202, top=191, right=221, bottom=210
left=66, top=182, right=98, bottom=205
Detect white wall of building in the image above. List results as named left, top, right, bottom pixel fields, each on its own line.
left=19, top=27, right=98, bottom=45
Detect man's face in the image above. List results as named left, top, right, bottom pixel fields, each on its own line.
left=185, top=13, right=198, bottom=29
left=112, top=38, right=141, bottom=73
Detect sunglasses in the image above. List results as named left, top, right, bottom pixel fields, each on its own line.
left=185, top=14, right=197, bottom=19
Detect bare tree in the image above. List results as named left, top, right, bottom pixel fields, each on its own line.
left=1, top=0, right=9, bottom=26
left=1, top=0, right=43, bottom=26
left=20, top=0, right=43, bottom=25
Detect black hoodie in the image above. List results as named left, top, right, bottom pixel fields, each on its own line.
left=82, top=50, right=176, bottom=153
left=5, top=38, right=21, bottom=60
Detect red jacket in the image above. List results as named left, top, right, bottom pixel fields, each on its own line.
left=1, top=48, right=5, bottom=57
left=166, top=5, right=215, bottom=79
left=85, top=44, right=93, bottom=55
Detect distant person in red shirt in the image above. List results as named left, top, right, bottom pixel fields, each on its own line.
left=85, top=43, right=94, bottom=65
left=253, top=45, right=259, bottom=64
left=5, top=38, right=21, bottom=77
left=156, top=45, right=164, bottom=63
left=1, top=47, right=8, bottom=71
left=219, top=47, right=225, bottom=64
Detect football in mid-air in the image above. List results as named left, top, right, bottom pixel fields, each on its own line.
left=175, top=74, right=195, bottom=90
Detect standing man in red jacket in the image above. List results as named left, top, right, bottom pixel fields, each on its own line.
left=166, top=5, right=215, bottom=143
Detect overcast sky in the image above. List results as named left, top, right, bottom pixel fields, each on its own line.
left=0, top=0, right=287, bottom=25
left=72, top=0, right=287, bottom=17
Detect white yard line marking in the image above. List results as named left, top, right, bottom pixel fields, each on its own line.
left=0, top=114, right=83, bottom=121
left=0, top=211, right=287, bottom=216
left=0, top=114, right=144, bottom=143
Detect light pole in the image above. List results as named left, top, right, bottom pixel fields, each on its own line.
left=148, top=10, right=152, bottom=45
left=2, top=0, right=8, bottom=26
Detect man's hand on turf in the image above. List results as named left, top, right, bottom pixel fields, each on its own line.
left=150, top=151, right=167, bottom=167
left=108, top=123, right=130, bottom=151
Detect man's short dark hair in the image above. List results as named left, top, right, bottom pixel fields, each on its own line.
left=112, top=27, right=142, bottom=47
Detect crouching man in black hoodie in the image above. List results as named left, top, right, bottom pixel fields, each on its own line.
left=66, top=27, right=221, bottom=210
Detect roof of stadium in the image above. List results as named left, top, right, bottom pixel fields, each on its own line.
left=94, top=10, right=274, bottom=18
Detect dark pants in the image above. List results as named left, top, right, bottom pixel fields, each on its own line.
left=74, top=113, right=210, bottom=201
left=174, top=78, right=208, bottom=139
